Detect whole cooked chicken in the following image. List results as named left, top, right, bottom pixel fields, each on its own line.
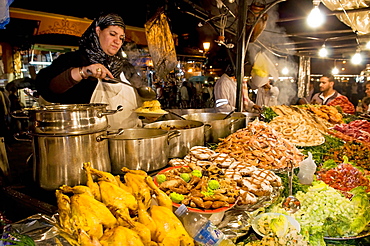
left=150, top=205, right=194, bottom=246
left=137, top=194, right=158, bottom=240
left=55, top=190, right=73, bottom=235
left=145, top=176, right=173, bottom=210
left=99, top=226, right=144, bottom=246
left=122, top=167, right=152, bottom=209
left=83, top=162, right=138, bottom=225
left=57, top=185, right=117, bottom=240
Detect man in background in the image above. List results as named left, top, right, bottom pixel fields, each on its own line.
left=311, top=75, right=342, bottom=105
left=214, top=69, right=238, bottom=112
left=256, top=80, right=279, bottom=107
left=364, top=81, right=370, bottom=99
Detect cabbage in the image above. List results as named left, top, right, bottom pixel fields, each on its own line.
left=270, top=215, right=288, bottom=237
left=268, top=181, right=370, bottom=245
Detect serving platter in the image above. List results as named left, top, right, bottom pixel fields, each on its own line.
left=155, top=166, right=238, bottom=214
left=251, top=212, right=300, bottom=237
left=324, top=227, right=370, bottom=241
left=135, top=111, right=168, bottom=118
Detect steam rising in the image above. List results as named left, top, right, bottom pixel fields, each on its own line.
left=247, top=1, right=299, bottom=105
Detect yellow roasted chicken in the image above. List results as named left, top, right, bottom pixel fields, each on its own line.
left=99, top=226, right=144, bottom=246
left=150, top=205, right=194, bottom=246
left=122, top=167, right=152, bottom=209
left=55, top=166, right=195, bottom=246
left=145, top=176, right=173, bottom=210
left=55, top=190, right=73, bottom=235
left=57, top=185, right=117, bottom=241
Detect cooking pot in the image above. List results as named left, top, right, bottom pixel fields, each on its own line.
left=144, top=120, right=209, bottom=158
left=226, top=112, right=248, bottom=133
left=162, top=108, right=216, bottom=120
left=20, top=103, right=124, bottom=191
left=23, top=103, right=122, bottom=135
left=102, top=128, right=180, bottom=174
left=32, top=129, right=123, bottom=191
left=242, top=112, right=260, bottom=124
left=182, top=113, right=245, bottom=143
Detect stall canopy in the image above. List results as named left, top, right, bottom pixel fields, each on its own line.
left=8, top=7, right=148, bottom=47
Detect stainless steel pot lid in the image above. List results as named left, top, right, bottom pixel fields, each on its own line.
left=108, top=128, right=169, bottom=140
left=144, top=119, right=204, bottom=130
left=25, top=103, right=109, bottom=111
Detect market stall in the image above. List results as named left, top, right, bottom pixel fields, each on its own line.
left=1, top=102, right=370, bottom=246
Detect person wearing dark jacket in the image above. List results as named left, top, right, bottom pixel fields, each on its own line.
left=36, top=12, right=146, bottom=129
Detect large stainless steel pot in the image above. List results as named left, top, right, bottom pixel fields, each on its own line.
left=242, top=112, right=260, bottom=124
left=103, top=128, right=180, bottom=174
left=182, top=113, right=245, bottom=143
left=22, top=103, right=123, bottom=190
left=226, top=112, right=248, bottom=133
left=144, top=120, right=208, bottom=158
left=32, top=130, right=121, bottom=191
left=24, top=103, right=122, bottom=135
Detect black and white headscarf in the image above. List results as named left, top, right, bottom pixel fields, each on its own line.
left=79, top=13, right=126, bottom=78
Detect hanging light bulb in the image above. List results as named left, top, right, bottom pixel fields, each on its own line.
left=282, top=67, right=289, bottom=75
left=307, top=0, right=325, bottom=28
left=319, top=44, right=328, bottom=57
left=332, top=67, right=339, bottom=75
left=351, top=50, right=362, bottom=65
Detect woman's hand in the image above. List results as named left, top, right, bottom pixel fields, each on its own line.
left=252, top=104, right=262, bottom=111
left=80, top=64, right=114, bottom=80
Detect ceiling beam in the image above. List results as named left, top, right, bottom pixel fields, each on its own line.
left=277, top=7, right=370, bottom=22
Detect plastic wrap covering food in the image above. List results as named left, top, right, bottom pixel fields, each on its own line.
left=0, top=214, right=72, bottom=246
left=216, top=209, right=252, bottom=242
left=321, top=0, right=370, bottom=35
left=144, top=11, right=177, bottom=80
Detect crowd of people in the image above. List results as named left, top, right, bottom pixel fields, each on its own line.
left=153, top=79, right=215, bottom=109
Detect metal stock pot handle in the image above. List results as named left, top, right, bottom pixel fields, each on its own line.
left=11, top=110, right=30, bottom=119
left=97, top=105, right=123, bottom=118
left=13, top=132, right=32, bottom=142
left=229, top=119, right=238, bottom=130
left=96, top=128, right=124, bottom=142
left=167, top=130, right=181, bottom=144
left=204, top=123, right=212, bottom=142
left=204, top=123, right=212, bottom=131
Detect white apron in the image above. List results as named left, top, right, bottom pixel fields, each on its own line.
left=90, top=72, right=141, bottom=130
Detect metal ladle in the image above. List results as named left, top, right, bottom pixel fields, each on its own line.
left=223, top=110, right=235, bottom=120
left=86, top=70, right=157, bottom=100
left=103, top=77, right=157, bottom=100
left=167, top=110, right=187, bottom=120
left=282, top=160, right=301, bottom=214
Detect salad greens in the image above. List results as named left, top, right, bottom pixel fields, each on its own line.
left=268, top=181, right=370, bottom=245
left=301, top=134, right=344, bottom=165
left=270, top=214, right=289, bottom=237
left=261, top=107, right=278, bottom=122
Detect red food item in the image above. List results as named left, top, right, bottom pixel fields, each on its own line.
left=333, top=120, right=370, bottom=142
left=327, top=95, right=355, bottom=114
left=317, top=163, right=370, bottom=198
